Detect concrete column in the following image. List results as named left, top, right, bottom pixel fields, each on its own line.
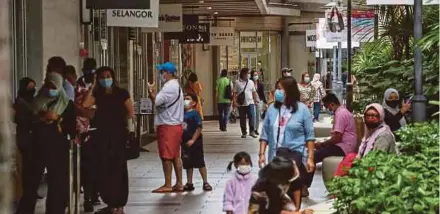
left=281, top=17, right=289, bottom=68
left=42, top=0, right=81, bottom=74
left=26, top=0, right=43, bottom=85
left=212, top=46, right=220, bottom=116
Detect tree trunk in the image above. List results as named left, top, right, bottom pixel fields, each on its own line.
left=0, top=0, right=13, bottom=213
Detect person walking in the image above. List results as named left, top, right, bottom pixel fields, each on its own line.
left=298, top=72, right=315, bottom=112
left=216, top=69, right=232, bottom=132
left=148, top=62, right=185, bottom=193
left=16, top=73, right=76, bottom=214
left=184, top=72, right=204, bottom=120
left=233, top=68, right=259, bottom=138
left=82, top=67, right=135, bottom=214
left=258, top=77, right=315, bottom=210
left=311, top=73, right=326, bottom=122
left=250, top=69, right=267, bottom=135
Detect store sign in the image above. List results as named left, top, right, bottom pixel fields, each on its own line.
left=87, top=0, right=150, bottom=9
left=306, top=30, right=316, bottom=47
left=209, top=27, right=234, bottom=46
left=142, top=4, right=183, bottom=32
left=352, top=10, right=375, bottom=42
left=316, top=18, right=360, bottom=49
left=367, top=0, right=438, bottom=4
left=325, top=6, right=347, bottom=42
left=240, top=32, right=263, bottom=48
left=164, top=15, right=210, bottom=44
left=106, top=0, right=159, bottom=28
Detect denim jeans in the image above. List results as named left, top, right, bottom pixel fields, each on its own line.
left=238, top=104, right=255, bottom=135
left=313, top=102, right=321, bottom=121
left=217, top=103, right=231, bottom=131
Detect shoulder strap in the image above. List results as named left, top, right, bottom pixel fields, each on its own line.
left=167, top=88, right=181, bottom=108
left=241, top=80, right=249, bottom=93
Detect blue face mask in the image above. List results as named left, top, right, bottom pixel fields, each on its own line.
left=274, top=89, right=285, bottom=103
left=99, top=78, right=113, bottom=88
left=48, top=89, right=59, bottom=97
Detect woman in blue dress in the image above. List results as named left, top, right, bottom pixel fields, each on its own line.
left=258, top=77, right=316, bottom=211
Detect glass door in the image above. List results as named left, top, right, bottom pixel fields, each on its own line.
left=241, top=53, right=258, bottom=70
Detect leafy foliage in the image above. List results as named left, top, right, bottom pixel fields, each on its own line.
left=328, top=122, right=440, bottom=214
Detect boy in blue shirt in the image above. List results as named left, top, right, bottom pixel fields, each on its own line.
left=182, top=93, right=212, bottom=191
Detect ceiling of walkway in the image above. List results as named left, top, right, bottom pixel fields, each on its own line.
left=159, top=0, right=262, bottom=16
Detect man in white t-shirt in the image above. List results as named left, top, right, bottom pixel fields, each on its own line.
left=148, top=62, right=184, bottom=193
left=233, top=68, right=259, bottom=138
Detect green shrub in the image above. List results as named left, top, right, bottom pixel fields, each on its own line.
left=328, top=122, right=439, bottom=214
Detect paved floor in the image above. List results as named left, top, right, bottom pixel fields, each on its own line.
left=35, top=120, right=332, bottom=214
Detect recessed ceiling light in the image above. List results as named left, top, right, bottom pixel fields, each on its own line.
left=199, top=0, right=204, bottom=3
left=214, top=11, right=218, bottom=15
left=206, top=6, right=212, bottom=10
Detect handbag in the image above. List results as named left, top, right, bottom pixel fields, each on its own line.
left=224, top=80, right=232, bottom=100
left=236, top=80, right=249, bottom=106
left=125, top=132, right=140, bottom=160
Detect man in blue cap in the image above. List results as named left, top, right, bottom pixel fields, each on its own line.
left=148, top=62, right=185, bottom=193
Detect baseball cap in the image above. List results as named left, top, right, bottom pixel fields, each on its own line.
left=157, top=62, right=177, bottom=74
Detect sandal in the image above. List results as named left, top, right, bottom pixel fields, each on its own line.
left=203, top=182, right=213, bottom=191
left=172, top=184, right=185, bottom=192
left=184, top=183, right=195, bottom=191
left=152, top=186, right=173, bottom=193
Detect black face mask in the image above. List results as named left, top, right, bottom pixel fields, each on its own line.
left=365, top=121, right=381, bottom=129
left=24, top=88, right=36, bottom=99
left=386, top=100, right=400, bottom=108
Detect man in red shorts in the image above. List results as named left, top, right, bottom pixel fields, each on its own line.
left=148, top=62, right=184, bottom=193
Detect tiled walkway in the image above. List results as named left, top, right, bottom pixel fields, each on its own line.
left=35, top=121, right=333, bottom=214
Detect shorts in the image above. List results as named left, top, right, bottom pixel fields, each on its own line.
left=157, top=124, right=183, bottom=160
left=181, top=138, right=205, bottom=169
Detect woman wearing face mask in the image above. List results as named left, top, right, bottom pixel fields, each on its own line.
left=297, top=73, right=315, bottom=112
left=383, top=88, right=409, bottom=132
left=258, top=77, right=315, bottom=211
left=251, top=70, right=267, bottom=135
left=83, top=67, right=135, bottom=214
left=13, top=77, right=36, bottom=203
left=311, top=73, right=326, bottom=122
left=16, top=73, right=76, bottom=214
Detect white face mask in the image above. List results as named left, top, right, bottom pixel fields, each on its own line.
left=160, top=73, right=167, bottom=83
left=184, top=100, right=191, bottom=108
left=304, top=77, right=310, bottom=83
left=284, top=72, right=292, bottom=77
left=253, top=75, right=259, bottom=80
left=237, top=165, right=252, bottom=174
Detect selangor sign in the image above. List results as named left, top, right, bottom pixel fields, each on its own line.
left=106, top=0, right=159, bottom=28
left=209, top=27, right=234, bottom=46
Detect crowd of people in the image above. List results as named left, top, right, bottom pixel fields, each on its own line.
left=11, top=58, right=410, bottom=214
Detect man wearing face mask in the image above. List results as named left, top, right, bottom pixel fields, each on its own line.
left=148, top=62, right=185, bottom=193
left=302, top=93, right=357, bottom=197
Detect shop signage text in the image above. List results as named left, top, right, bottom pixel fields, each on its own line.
left=240, top=32, right=263, bottom=48
left=306, top=30, right=316, bottom=47
left=142, top=4, right=183, bottom=32
left=209, top=27, right=234, bottom=46
left=164, top=15, right=210, bottom=44
left=106, top=0, right=159, bottom=28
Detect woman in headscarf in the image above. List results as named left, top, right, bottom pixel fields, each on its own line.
left=13, top=77, right=36, bottom=203
left=16, top=73, right=76, bottom=214
left=311, top=73, right=326, bottom=122
left=382, top=88, right=410, bottom=132
left=184, top=72, right=204, bottom=120
left=83, top=66, right=135, bottom=214
left=297, top=72, right=315, bottom=112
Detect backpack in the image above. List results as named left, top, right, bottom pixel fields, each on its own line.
left=224, top=80, right=232, bottom=100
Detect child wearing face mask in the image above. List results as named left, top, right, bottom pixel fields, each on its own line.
left=223, top=152, right=257, bottom=214
left=181, top=93, right=212, bottom=191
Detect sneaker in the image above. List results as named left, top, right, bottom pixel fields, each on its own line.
left=250, top=132, right=258, bottom=138
left=241, top=135, right=247, bottom=138
left=255, top=131, right=260, bottom=135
